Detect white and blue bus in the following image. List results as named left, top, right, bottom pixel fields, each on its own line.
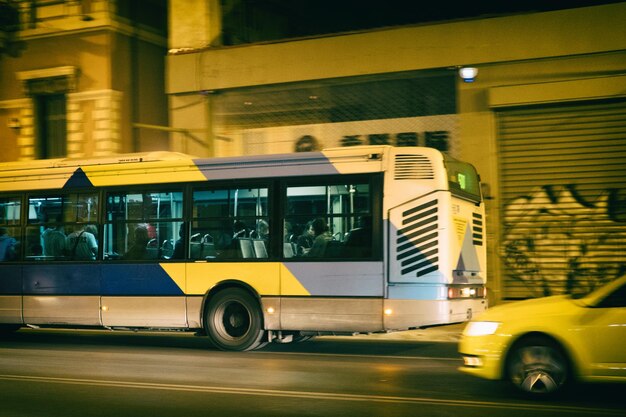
left=0, top=145, right=487, bottom=350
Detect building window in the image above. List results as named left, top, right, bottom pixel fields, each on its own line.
left=35, top=93, right=67, bottom=158
left=16, top=66, right=78, bottom=160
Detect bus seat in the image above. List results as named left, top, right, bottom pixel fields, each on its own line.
left=160, top=239, right=174, bottom=259
left=283, top=242, right=294, bottom=258
left=145, top=238, right=159, bottom=259
left=324, top=240, right=344, bottom=258
left=253, top=239, right=268, bottom=258
left=238, top=239, right=255, bottom=259
left=190, top=241, right=216, bottom=259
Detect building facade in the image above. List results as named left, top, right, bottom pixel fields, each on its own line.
left=1, top=2, right=624, bottom=303
left=167, top=2, right=626, bottom=303
left=0, top=0, right=168, bottom=161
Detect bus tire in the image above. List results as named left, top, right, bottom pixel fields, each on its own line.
left=204, top=288, right=267, bottom=351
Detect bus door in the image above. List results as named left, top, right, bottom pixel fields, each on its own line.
left=22, top=263, right=102, bottom=326
left=100, top=264, right=188, bottom=328
left=0, top=264, right=22, bottom=324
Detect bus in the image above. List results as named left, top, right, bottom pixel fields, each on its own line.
left=0, top=145, right=487, bottom=350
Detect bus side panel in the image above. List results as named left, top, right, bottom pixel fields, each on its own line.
left=101, top=264, right=187, bottom=328
left=383, top=298, right=487, bottom=329
left=22, top=264, right=101, bottom=325
left=101, top=296, right=188, bottom=328
left=278, top=262, right=385, bottom=332
left=0, top=265, right=22, bottom=324
left=281, top=262, right=384, bottom=297
left=279, top=297, right=384, bottom=332
left=186, top=263, right=282, bottom=296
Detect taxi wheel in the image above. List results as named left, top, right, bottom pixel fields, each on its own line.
left=204, top=288, right=267, bottom=351
left=506, top=336, right=569, bottom=396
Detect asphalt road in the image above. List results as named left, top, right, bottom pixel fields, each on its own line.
left=0, top=328, right=624, bottom=417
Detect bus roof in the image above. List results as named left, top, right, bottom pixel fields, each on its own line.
left=0, top=146, right=444, bottom=192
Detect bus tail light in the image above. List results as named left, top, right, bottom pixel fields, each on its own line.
left=448, top=285, right=485, bottom=299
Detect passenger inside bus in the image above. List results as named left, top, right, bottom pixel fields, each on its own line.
left=65, top=224, right=98, bottom=261
left=172, top=223, right=185, bottom=259
left=0, top=227, right=17, bottom=261
left=305, top=218, right=332, bottom=257
left=344, top=215, right=372, bottom=258
left=250, top=219, right=269, bottom=240
left=295, top=221, right=314, bottom=255
left=42, top=216, right=66, bottom=258
left=124, top=223, right=150, bottom=260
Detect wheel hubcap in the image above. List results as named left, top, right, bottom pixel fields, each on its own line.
left=521, top=371, right=558, bottom=393
left=511, top=345, right=565, bottom=394
left=221, top=301, right=250, bottom=339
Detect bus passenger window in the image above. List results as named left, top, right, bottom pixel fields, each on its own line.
left=0, top=227, right=18, bottom=261
left=284, top=181, right=373, bottom=260
left=192, top=187, right=269, bottom=260
left=26, top=193, right=99, bottom=261
left=104, top=191, right=183, bottom=261
left=0, top=197, right=21, bottom=262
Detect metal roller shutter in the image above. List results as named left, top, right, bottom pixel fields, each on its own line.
left=496, top=100, right=626, bottom=299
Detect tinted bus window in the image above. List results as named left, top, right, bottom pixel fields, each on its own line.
left=26, top=193, right=98, bottom=261
left=191, top=187, right=269, bottom=260
left=0, top=197, right=20, bottom=262
left=104, top=190, right=183, bottom=261
left=284, top=181, right=372, bottom=259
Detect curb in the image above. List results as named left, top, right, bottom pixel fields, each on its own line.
left=322, top=323, right=465, bottom=343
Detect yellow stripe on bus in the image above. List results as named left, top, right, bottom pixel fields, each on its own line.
left=159, top=263, right=187, bottom=293
left=167, top=262, right=310, bottom=296
left=82, top=160, right=207, bottom=187
left=279, top=264, right=311, bottom=295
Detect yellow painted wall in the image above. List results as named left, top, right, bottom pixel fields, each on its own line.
left=167, top=2, right=626, bottom=304
left=167, top=4, right=626, bottom=92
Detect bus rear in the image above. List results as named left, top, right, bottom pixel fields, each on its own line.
left=382, top=147, right=487, bottom=330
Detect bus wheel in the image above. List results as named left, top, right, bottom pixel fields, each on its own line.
left=204, top=288, right=267, bottom=351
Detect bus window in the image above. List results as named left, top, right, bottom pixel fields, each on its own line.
left=0, top=197, right=21, bottom=262
left=192, top=187, right=269, bottom=260
left=25, top=193, right=98, bottom=261
left=444, top=154, right=481, bottom=203
left=104, top=190, right=183, bottom=261
left=284, top=181, right=372, bottom=259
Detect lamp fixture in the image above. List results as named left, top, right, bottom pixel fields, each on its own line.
left=459, top=67, right=478, bottom=83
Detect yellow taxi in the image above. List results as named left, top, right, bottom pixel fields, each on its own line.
left=458, top=275, right=626, bottom=396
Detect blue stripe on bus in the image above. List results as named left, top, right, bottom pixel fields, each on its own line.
left=63, top=167, right=95, bottom=189
left=101, top=264, right=184, bottom=296
left=193, top=152, right=339, bottom=180
left=23, top=264, right=100, bottom=294
left=0, top=265, right=22, bottom=294
left=17, top=264, right=183, bottom=296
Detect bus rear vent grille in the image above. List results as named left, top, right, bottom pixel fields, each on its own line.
left=472, top=212, right=484, bottom=246
left=396, top=199, right=439, bottom=277
left=394, top=154, right=434, bottom=180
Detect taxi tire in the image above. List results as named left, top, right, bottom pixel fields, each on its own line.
left=506, top=336, right=569, bottom=396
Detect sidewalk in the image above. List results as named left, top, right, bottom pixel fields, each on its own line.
left=325, top=322, right=466, bottom=343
